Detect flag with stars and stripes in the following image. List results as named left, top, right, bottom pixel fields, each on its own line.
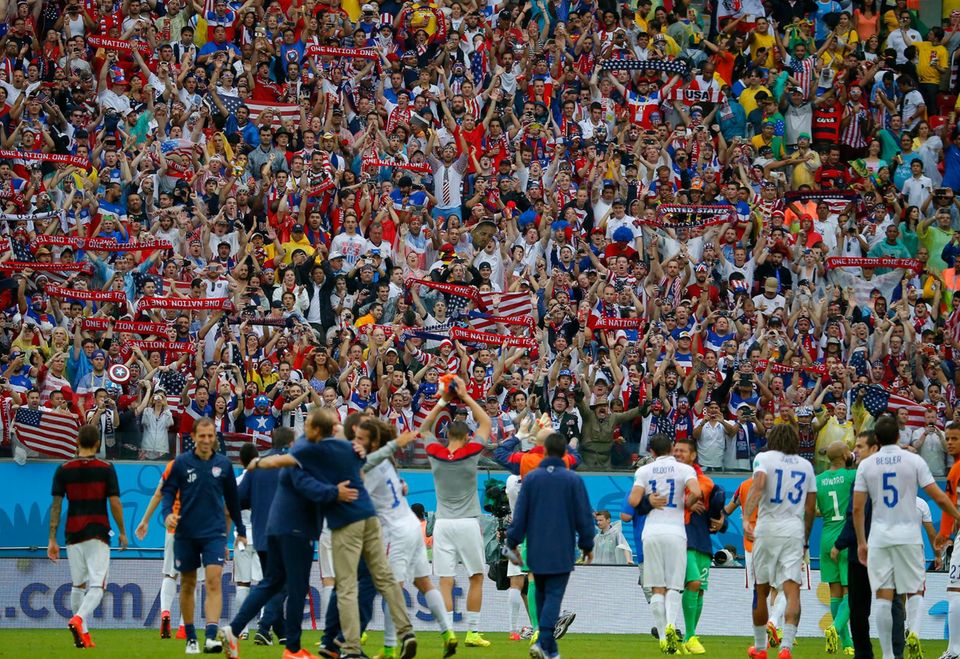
left=471, top=292, right=534, bottom=332
left=221, top=432, right=272, bottom=462
left=13, top=407, right=80, bottom=459
left=859, top=384, right=926, bottom=427
left=210, top=93, right=244, bottom=116
left=247, top=102, right=300, bottom=126
left=599, top=58, right=688, bottom=75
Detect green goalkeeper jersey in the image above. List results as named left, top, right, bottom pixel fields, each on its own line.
left=816, top=468, right=856, bottom=547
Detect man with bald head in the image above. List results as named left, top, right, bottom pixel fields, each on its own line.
left=817, top=441, right=856, bottom=654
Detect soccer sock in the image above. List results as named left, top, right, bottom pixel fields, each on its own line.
left=836, top=595, right=852, bottom=647
left=77, top=586, right=103, bottom=632
left=70, top=587, right=84, bottom=615
left=948, top=592, right=960, bottom=653
left=682, top=590, right=699, bottom=637
left=753, top=625, right=768, bottom=650
left=695, top=593, right=704, bottom=628
left=160, top=576, right=177, bottom=614
left=769, top=592, right=786, bottom=628
left=466, top=611, right=480, bottom=633
left=906, top=594, right=923, bottom=634
left=664, top=589, right=682, bottom=628
left=875, top=599, right=894, bottom=659
left=320, top=585, right=334, bottom=623
left=782, top=623, right=798, bottom=650
left=184, top=623, right=196, bottom=641
left=527, top=580, right=539, bottom=628
left=205, top=623, right=219, bottom=642
left=236, top=586, right=250, bottom=632
left=383, top=603, right=397, bottom=646
left=424, top=589, right=450, bottom=633
left=444, top=608, right=455, bottom=631
left=508, top=587, right=524, bottom=633
left=829, top=596, right=841, bottom=628
left=650, top=594, right=667, bottom=639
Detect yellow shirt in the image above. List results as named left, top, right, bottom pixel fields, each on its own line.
left=280, top=237, right=315, bottom=265
left=739, top=85, right=771, bottom=117
left=836, top=28, right=859, bottom=54
left=916, top=41, right=948, bottom=85
left=750, top=32, right=776, bottom=67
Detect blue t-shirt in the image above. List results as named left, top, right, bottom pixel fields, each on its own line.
left=290, top=438, right=375, bottom=530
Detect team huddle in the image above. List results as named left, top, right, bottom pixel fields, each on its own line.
left=43, top=384, right=960, bottom=659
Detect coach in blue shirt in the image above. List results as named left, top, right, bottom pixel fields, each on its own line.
left=507, top=432, right=595, bottom=659
left=160, top=417, right=245, bottom=654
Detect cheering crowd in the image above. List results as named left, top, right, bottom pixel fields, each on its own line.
left=0, top=0, right=959, bottom=477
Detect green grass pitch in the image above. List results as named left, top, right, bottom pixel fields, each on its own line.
left=0, top=630, right=944, bottom=658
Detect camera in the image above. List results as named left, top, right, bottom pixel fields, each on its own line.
left=483, top=479, right=511, bottom=518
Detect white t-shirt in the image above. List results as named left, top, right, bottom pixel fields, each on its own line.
left=696, top=420, right=727, bottom=470
left=633, top=456, right=698, bottom=540
left=752, top=450, right=817, bottom=539
left=854, top=444, right=934, bottom=547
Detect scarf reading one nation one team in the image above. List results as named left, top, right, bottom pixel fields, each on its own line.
left=81, top=318, right=170, bottom=334
left=824, top=257, right=922, bottom=272
left=43, top=284, right=126, bottom=303
left=36, top=235, right=173, bottom=252
left=138, top=297, right=231, bottom=310
left=0, top=150, right=90, bottom=169
left=0, top=261, right=92, bottom=273
left=449, top=326, right=537, bottom=349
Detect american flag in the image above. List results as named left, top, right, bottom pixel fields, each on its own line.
left=159, top=138, right=196, bottom=159
left=210, top=93, right=244, bottom=116
left=13, top=407, right=80, bottom=459
left=473, top=291, right=533, bottom=331
left=860, top=384, right=927, bottom=427
left=247, top=102, right=300, bottom=126
left=221, top=432, right=272, bottom=462
left=946, top=308, right=960, bottom=347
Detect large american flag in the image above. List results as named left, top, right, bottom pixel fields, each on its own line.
left=247, top=102, right=300, bottom=126
left=860, top=384, right=926, bottom=427
left=472, top=291, right=533, bottom=332
left=221, top=431, right=272, bottom=463
left=13, top=407, right=80, bottom=459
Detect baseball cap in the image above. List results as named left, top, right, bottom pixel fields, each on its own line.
left=558, top=369, right=572, bottom=377
left=329, top=251, right=344, bottom=260
left=292, top=223, right=304, bottom=233
left=91, top=349, right=106, bottom=359
left=678, top=331, right=691, bottom=339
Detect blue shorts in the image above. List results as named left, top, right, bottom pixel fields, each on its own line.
left=174, top=537, right=226, bottom=573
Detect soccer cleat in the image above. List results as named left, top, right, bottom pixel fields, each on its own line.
left=660, top=638, right=671, bottom=654
left=223, top=626, right=240, bottom=659
left=747, top=647, right=768, bottom=659
left=239, top=631, right=248, bottom=641
left=361, top=632, right=368, bottom=646
left=651, top=627, right=660, bottom=639
left=372, top=648, right=395, bottom=659
left=177, top=625, right=187, bottom=640
left=185, top=639, right=201, bottom=655
left=82, top=631, right=95, bottom=648
left=554, top=610, right=576, bottom=639
left=938, top=652, right=960, bottom=659
left=316, top=645, right=340, bottom=659
left=68, top=615, right=85, bottom=649
left=398, top=632, right=417, bottom=659
left=529, top=630, right=539, bottom=645
left=465, top=631, right=491, bottom=647
left=665, top=624, right=681, bottom=654
left=203, top=634, right=223, bottom=654
left=843, top=650, right=855, bottom=657
left=519, top=626, right=534, bottom=640
left=766, top=622, right=781, bottom=648
left=442, top=630, right=458, bottom=657
left=509, top=632, right=522, bottom=641
left=825, top=625, right=839, bottom=654
left=530, top=642, right=547, bottom=659
left=778, top=649, right=792, bottom=659
left=283, top=650, right=323, bottom=659
left=684, top=636, right=706, bottom=655
left=254, top=631, right=273, bottom=646
left=906, top=631, right=924, bottom=659
left=161, top=610, right=172, bottom=639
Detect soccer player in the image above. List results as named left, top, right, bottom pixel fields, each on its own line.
left=674, top=438, right=726, bottom=655
left=161, top=416, right=247, bottom=654
left=135, top=459, right=205, bottom=640
left=817, top=441, right=856, bottom=655
left=938, top=422, right=960, bottom=659
left=419, top=376, right=494, bottom=648
left=234, top=443, right=264, bottom=640
left=48, top=424, right=128, bottom=649
left=854, top=414, right=960, bottom=659
left=356, top=418, right=457, bottom=658
left=743, top=423, right=816, bottom=659
left=628, top=433, right=701, bottom=654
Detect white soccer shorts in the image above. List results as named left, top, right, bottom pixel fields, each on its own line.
left=752, top=535, right=804, bottom=590
left=433, top=518, right=485, bottom=577
left=385, top=520, right=431, bottom=582
left=67, top=539, right=110, bottom=588
left=318, top=527, right=335, bottom=580
left=867, top=544, right=925, bottom=594
left=163, top=532, right=204, bottom=581
left=642, top=535, right=687, bottom=591
left=233, top=541, right=262, bottom=583
left=745, top=549, right=755, bottom=589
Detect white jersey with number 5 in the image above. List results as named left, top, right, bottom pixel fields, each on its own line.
left=753, top=450, right=816, bottom=538
left=634, top=456, right=698, bottom=540
left=854, top=444, right=934, bottom=548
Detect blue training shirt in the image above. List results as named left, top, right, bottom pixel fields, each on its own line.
left=289, top=438, right=375, bottom=530
left=161, top=451, right=246, bottom=540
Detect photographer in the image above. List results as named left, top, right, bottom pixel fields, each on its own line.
left=85, top=387, right=119, bottom=459
left=136, top=381, right=173, bottom=460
